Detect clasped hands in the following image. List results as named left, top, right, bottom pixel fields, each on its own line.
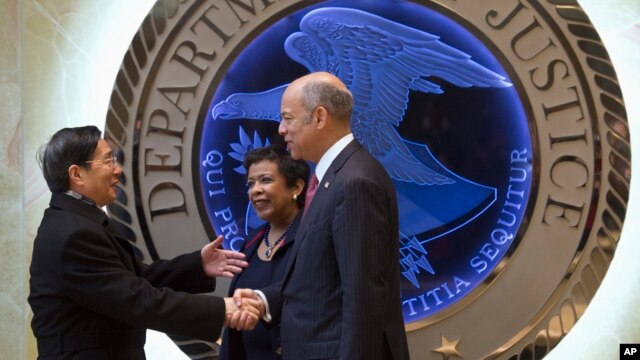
left=200, top=236, right=266, bottom=330
left=223, top=289, right=266, bottom=330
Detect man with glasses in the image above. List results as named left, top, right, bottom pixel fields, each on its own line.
left=28, top=126, right=260, bottom=359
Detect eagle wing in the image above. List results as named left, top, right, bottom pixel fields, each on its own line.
left=285, top=8, right=510, bottom=184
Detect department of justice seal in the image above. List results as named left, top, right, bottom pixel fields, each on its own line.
left=105, top=0, right=630, bottom=358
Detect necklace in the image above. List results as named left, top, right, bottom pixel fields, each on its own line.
left=263, top=223, right=292, bottom=258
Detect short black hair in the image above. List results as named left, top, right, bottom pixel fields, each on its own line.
left=37, top=126, right=102, bottom=192
left=243, top=145, right=311, bottom=208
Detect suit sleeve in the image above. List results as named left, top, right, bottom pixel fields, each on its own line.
left=141, top=250, right=214, bottom=293
left=333, top=176, right=393, bottom=359
left=59, top=229, right=225, bottom=342
left=258, top=280, right=284, bottom=325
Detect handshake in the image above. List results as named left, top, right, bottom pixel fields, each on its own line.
left=223, top=289, right=266, bottom=330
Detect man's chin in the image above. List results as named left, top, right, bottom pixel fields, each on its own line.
left=289, top=150, right=301, bottom=160
left=105, top=192, right=117, bottom=205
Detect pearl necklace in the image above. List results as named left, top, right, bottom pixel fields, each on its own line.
left=263, top=223, right=292, bottom=258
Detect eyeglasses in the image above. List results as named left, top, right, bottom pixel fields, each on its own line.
left=85, top=155, right=119, bottom=168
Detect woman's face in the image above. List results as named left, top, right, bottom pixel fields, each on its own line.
left=247, top=160, right=302, bottom=225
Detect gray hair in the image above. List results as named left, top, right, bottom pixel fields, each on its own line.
left=301, top=81, right=353, bottom=123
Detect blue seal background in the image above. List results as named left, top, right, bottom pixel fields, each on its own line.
left=199, top=0, right=532, bottom=324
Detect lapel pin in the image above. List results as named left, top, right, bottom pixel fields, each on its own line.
left=324, top=182, right=330, bottom=188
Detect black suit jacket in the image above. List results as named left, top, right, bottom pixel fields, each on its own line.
left=28, top=192, right=226, bottom=359
left=263, top=140, right=409, bottom=360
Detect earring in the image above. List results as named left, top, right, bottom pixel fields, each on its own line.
left=292, top=193, right=298, bottom=201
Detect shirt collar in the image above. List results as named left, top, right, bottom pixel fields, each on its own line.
left=53, top=192, right=111, bottom=229
left=64, top=189, right=99, bottom=208
left=315, top=133, right=354, bottom=182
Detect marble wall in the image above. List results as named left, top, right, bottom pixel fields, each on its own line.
left=2, top=0, right=156, bottom=358
left=0, top=0, right=24, bottom=358
left=0, top=0, right=638, bottom=359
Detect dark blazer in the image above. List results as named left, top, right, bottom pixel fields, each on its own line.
left=220, top=213, right=301, bottom=360
left=263, top=140, right=409, bottom=360
left=28, top=192, right=226, bottom=360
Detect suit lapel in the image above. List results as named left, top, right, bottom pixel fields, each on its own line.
left=282, top=140, right=363, bottom=284
left=228, top=213, right=302, bottom=294
left=227, top=226, right=266, bottom=294
left=51, top=193, right=141, bottom=273
left=243, top=227, right=266, bottom=261
left=299, top=139, right=361, bottom=228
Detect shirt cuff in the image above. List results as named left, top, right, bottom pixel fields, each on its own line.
left=254, top=290, right=272, bottom=322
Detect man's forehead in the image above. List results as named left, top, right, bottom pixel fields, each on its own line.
left=95, top=139, right=113, bottom=154
left=281, top=100, right=303, bottom=114
left=282, top=92, right=304, bottom=108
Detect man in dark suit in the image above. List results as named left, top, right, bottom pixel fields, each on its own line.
left=28, top=125, right=260, bottom=359
left=235, top=72, right=410, bottom=359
